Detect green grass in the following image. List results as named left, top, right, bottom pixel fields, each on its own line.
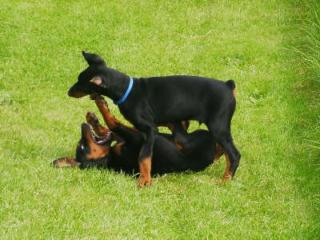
left=0, top=0, right=319, bottom=239
left=298, top=0, right=320, bottom=83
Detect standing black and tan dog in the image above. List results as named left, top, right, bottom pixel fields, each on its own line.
left=68, top=51, right=240, bottom=186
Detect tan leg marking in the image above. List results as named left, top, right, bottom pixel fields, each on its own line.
left=223, top=153, right=232, bottom=181
left=138, top=157, right=152, bottom=187
left=95, top=98, right=120, bottom=130
left=214, top=144, right=224, bottom=161
left=52, top=157, right=80, bottom=168
left=174, top=141, right=184, bottom=151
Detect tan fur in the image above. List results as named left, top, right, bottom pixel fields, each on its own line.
left=138, top=157, right=152, bottom=187
left=90, top=76, right=102, bottom=86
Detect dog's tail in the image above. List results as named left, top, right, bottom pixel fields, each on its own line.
left=225, top=80, right=235, bottom=90
left=225, top=80, right=236, bottom=97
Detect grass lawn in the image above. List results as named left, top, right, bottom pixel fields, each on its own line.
left=0, top=0, right=319, bottom=239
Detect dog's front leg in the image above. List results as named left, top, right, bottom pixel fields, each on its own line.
left=136, top=124, right=155, bottom=187
left=93, top=96, right=121, bottom=130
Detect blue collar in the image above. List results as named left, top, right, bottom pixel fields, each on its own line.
left=114, top=77, right=134, bottom=105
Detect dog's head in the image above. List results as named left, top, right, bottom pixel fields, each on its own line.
left=75, top=123, right=113, bottom=167
left=68, top=51, right=125, bottom=98
left=52, top=122, right=114, bottom=169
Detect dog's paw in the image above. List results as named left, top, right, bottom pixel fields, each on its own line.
left=222, top=173, right=232, bottom=182
left=86, top=112, right=99, bottom=125
left=52, top=157, right=80, bottom=168
left=94, top=96, right=108, bottom=107
left=137, top=176, right=152, bottom=188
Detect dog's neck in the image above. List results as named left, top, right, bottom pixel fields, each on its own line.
left=101, top=70, right=131, bottom=102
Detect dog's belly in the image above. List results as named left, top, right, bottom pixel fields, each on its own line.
left=151, top=96, right=209, bottom=124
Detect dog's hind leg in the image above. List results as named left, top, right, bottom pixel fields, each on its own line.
left=214, top=144, right=224, bottom=161
left=208, top=121, right=241, bottom=179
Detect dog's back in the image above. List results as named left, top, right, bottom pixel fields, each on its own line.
left=131, top=75, right=236, bottom=125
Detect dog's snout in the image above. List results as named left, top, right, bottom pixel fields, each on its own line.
left=68, top=88, right=74, bottom=97
left=68, top=84, right=88, bottom=98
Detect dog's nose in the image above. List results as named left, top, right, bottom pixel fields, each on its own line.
left=67, top=85, right=87, bottom=98
left=68, top=88, right=74, bottom=97
left=68, top=84, right=77, bottom=97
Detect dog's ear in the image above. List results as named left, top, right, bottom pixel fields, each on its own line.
left=82, top=51, right=106, bottom=66
left=89, top=76, right=103, bottom=86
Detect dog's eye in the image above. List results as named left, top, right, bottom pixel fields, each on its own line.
left=80, top=144, right=85, bottom=150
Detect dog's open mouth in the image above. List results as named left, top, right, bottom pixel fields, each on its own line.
left=82, top=123, right=112, bottom=145
left=94, top=131, right=112, bottom=145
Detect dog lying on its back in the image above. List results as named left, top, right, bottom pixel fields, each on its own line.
left=68, top=51, right=241, bottom=187
left=53, top=97, right=225, bottom=177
